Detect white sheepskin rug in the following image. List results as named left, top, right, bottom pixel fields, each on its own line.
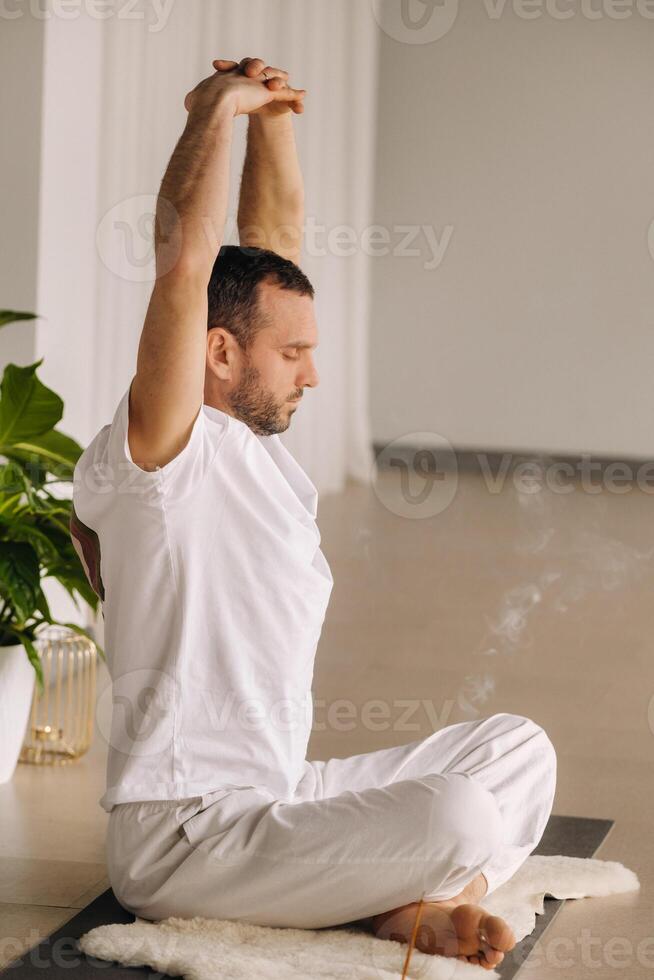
left=78, top=855, right=639, bottom=980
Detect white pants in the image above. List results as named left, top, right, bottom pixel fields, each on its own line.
left=106, top=712, right=556, bottom=929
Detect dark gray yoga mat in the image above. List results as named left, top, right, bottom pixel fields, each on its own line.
left=0, top=814, right=613, bottom=979
left=496, top=814, right=614, bottom=979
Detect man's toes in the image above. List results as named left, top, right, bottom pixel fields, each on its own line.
left=449, top=904, right=516, bottom=957
left=448, top=904, right=486, bottom=955
left=482, top=913, right=516, bottom=952
left=481, top=945, right=505, bottom=966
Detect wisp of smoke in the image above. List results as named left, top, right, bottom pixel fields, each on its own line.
left=459, top=455, right=653, bottom=716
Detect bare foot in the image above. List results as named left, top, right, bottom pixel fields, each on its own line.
left=371, top=876, right=516, bottom=971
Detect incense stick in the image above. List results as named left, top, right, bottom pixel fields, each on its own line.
left=400, top=898, right=424, bottom=980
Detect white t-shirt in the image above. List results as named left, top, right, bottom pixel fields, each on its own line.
left=70, top=379, right=334, bottom=812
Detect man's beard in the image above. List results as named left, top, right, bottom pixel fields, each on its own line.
left=226, top=360, right=298, bottom=436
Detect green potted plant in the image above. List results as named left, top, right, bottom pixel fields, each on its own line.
left=0, top=309, right=104, bottom=783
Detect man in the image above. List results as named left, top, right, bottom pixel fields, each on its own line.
left=71, top=57, right=557, bottom=970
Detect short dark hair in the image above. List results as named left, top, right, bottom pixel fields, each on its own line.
left=207, top=245, right=314, bottom=350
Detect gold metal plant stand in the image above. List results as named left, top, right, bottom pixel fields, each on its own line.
left=19, top=625, right=98, bottom=766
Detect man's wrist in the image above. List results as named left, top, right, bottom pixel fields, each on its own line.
left=187, top=92, right=238, bottom=133
left=247, top=111, right=295, bottom=137
left=209, top=92, right=239, bottom=125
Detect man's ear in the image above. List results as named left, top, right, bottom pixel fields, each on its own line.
left=207, top=327, right=238, bottom=381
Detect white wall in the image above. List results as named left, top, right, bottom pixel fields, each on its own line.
left=1, top=11, right=104, bottom=631
left=0, top=14, right=43, bottom=368
left=370, top=4, right=654, bottom=459
left=36, top=13, right=105, bottom=630
left=35, top=11, right=104, bottom=450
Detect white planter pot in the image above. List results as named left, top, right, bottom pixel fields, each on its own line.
left=0, top=642, right=36, bottom=784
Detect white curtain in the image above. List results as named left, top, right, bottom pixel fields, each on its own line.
left=93, top=0, right=379, bottom=494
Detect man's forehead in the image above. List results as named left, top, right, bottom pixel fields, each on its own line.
left=258, top=282, right=318, bottom=348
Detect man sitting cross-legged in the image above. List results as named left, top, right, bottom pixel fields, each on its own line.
left=71, top=56, right=557, bottom=973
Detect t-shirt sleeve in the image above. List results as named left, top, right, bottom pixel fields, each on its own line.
left=105, top=378, right=213, bottom=502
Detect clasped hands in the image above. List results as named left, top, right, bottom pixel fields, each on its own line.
left=185, top=55, right=306, bottom=120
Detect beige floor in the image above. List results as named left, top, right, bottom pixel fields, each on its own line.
left=1, top=464, right=652, bottom=977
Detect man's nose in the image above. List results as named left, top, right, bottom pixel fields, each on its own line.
left=298, top=358, right=319, bottom=388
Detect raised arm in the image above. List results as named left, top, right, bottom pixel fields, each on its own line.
left=215, top=57, right=305, bottom=266
left=127, top=64, right=306, bottom=471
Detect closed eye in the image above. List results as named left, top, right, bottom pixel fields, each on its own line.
left=282, top=351, right=300, bottom=361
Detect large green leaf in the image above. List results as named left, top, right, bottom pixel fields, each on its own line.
left=0, top=492, right=24, bottom=517
left=0, top=311, right=37, bottom=329
left=0, top=517, right=61, bottom=562
left=0, top=461, right=26, bottom=494
left=0, top=346, right=99, bottom=680
left=0, top=460, right=50, bottom=509
left=34, top=586, right=52, bottom=622
left=0, top=541, right=40, bottom=622
left=0, top=361, right=64, bottom=446
left=5, top=429, right=82, bottom=476
left=0, top=492, right=76, bottom=565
